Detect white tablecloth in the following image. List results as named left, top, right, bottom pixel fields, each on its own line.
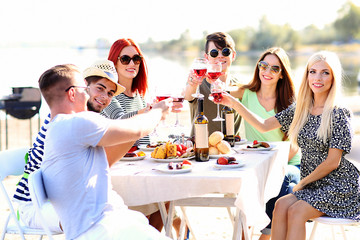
left=110, top=141, right=289, bottom=233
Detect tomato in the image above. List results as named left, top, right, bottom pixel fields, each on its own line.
left=182, top=160, right=192, bottom=165
left=180, top=150, right=186, bottom=155
left=180, top=144, right=187, bottom=151
left=176, top=145, right=182, bottom=152
left=217, top=157, right=228, bottom=165
left=253, top=140, right=258, bottom=145
left=176, top=151, right=182, bottom=157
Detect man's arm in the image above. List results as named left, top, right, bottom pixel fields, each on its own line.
left=105, top=141, right=136, bottom=167
left=97, top=99, right=171, bottom=147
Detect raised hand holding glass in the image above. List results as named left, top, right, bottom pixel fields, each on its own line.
left=191, top=58, right=208, bottom=98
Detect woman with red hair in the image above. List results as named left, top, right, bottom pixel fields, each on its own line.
left=102, top=38, right=150, bottom=145
left=103, top=38, right=184, bottom=235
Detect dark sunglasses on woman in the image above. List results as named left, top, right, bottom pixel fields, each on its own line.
left=118, top=54, right=142, bottom=65
left=258, top=61, right=281, bottom=75
left=208, top=47, right=232, bottom=58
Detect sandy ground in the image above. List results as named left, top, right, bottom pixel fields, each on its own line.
left=1, top=100, right=360, bottom=239
left=2, top=175, right=360, bottom=240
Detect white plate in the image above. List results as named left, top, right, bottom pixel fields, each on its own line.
left=151, top=156, right=195, bottom=163
left=209, top=149, right=236, bottom=159
left=234, top=139, right=247, bottom=145
left=155, top=164, right=192, bottom=174
left=120, top=156, right=146, bottom=161
left=209, top=154, right=233, bottom=159
left=138, top=145, right=156, bottom=151
left=213, top=160, right=245, bottom=169
left=242, top=143, right=275, bottom=151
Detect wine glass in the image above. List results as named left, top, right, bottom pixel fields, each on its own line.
left=191, top=58, right=208, bottom=98
left=171, top=88, right=185, bottom=127
left=146, top=89, right=160, bottom=141
left=155, top=89, right=172, bottom=127
left=207, top=62, right=224, bottom=121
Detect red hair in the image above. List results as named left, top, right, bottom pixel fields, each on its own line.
left=108, top=38, right=148, bottom=96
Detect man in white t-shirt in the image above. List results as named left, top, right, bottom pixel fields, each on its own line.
left=38, top=64, right=173, bottom=240
left=14, top=59, right=128, bottom=233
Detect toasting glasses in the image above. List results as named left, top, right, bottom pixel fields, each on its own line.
left=207, top=62, right=225, bottom=121
left=171, top=87, right=185, bottom=127
left=191, top=58, right=208, bottom=98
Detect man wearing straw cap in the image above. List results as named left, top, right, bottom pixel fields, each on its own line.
left=15, top=60, right=173, bottom=239
left=36, top=62, right=172, bottom=239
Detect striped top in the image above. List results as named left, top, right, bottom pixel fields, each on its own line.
left=101, top=92, right=150, bottom=145
left=13, top=113, right=51, bottom=202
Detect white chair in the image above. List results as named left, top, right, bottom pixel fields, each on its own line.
left=309, top=216, right=360, bottom=240
left=309, top=136, right=360, bottom=240
left=0, top=147, right=61, bottom=240
left=28, top=168, right=55, bottom=240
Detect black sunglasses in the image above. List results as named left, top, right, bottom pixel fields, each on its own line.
left=65, top=85, right=89, bottom=93
left=118, top=54, right=142, bottom=65
left=258, top=61, right=281, bottom=75
left=208, top=48, right=232, bottom=58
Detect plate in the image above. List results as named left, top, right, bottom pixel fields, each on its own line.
left=234, top=139, right=247, bottom=145
left=209, top=149, right=236, bottom=159
left=151, top=156, right=195, bottom=163
left=209, top=154, right=233, bottom=159
left=213, top=160, right=245, bottom=169
left=120, top=156, right=146, bottom=161
left=242, top=143, right=275, bottom=151
left=138, top=145, right=156, bottom=151
left=155, top=164, right=192, bottom=174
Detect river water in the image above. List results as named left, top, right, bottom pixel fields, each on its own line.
left=1, top=47, right=359, bottom=120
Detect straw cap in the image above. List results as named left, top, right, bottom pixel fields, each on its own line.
left=83, top=59, right=125, bottom=96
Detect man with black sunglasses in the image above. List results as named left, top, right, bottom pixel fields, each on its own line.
left=185, top=32, right=242, bottom=137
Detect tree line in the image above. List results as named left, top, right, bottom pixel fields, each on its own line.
left=141, top=1, right=360, bottom=53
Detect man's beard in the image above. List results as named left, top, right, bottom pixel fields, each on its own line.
left=87, top=101, right=101, bottom=113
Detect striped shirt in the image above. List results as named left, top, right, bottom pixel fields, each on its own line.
left=13, top=113, right=51, bottom=202
left=101, top=92, right=150, bottom=145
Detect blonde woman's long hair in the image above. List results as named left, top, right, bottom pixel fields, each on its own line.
left=288, top=51, right=343, bottom=146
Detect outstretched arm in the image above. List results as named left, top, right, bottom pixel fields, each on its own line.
left=98, top=99, right=172, bottom=147
left=217, top=92, right=281, bottom=132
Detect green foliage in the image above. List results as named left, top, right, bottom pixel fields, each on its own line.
left=141, top=1, right=360, bottom=53
left=334, top=1, right=360, bottom=42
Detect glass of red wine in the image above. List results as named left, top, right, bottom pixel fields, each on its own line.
left=191, top=58, right=208, bottom=98
left=155, top=93, right=171, bottom=127
left=207, top=62, right=224, bottom=121
left=171, top=88, right=185, bottom=127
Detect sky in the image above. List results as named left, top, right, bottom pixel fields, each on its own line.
left=0, top=0, right=358, bottom=47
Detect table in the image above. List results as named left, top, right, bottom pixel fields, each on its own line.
left=110, top=141, right=289, bottom=239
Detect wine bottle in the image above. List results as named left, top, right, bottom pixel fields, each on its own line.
left=222, top=105, right=235, bottom=147
left=194, top=98, right=209, bottom=162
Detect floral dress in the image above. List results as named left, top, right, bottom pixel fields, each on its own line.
left=275, top=104, right=360, bottom=220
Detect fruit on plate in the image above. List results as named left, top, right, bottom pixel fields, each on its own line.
left=151, top=141, right=194, bottom=159
left=216, top=156, right=238, bottom=165
left=247, top=140, right=270, bottom=148
left=167, top=160, right=192, bottom=170
left=181, top=160, right=192, bottom=169
left=217, top=157, right=228, bottom=165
